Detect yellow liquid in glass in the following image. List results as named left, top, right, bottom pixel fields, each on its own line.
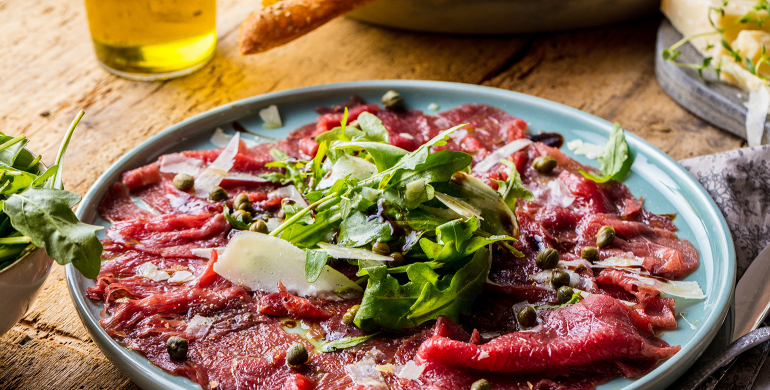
left=85, top=0, right=216, bottom=79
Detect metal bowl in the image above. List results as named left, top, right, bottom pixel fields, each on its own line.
left=348, top=0, right=661, bottom=34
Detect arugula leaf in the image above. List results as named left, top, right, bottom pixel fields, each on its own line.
left=436, top=217, right=478, bottom=251
left=385, top=150, right=472, bottom=190
left=0, top=134, right=31, bottom=167
left=304, top=249, right=330, bottom=283
left=31, top=165, right=58, bottom=188
left=420, top=235, right=511, bottom=263
left=283, top=203, right=314, bottom=224
left=495, top=160, right=534, bottom=211
left=370, top=126, right=464, bottom=189
left=534, top=292, right=582, bottom=309
left=338, top=211, right=392, bottom=247
left=356, top=112, right=389, bottom=143
left=279, top=208, right=342, bottom=248
left=355, top=265, right=426, bottom=330
left=319, top=332, right=379, bottom=353
left=578, top=123, right=633, bottom=183
left=393, top=209, right=448, bottom=231
left=356, top=246, right=491, bottom=330
left=261, top=149, right=310, bottom=192
left=333, top=141, right=407, bottom=172
left=445, top=172, right=520, bottom=239
left=0, top=169, right=37, bottom=196
left=407, top=247, right=490, bottom=325
left=3, top=188, right=103, bottom=278
left=339, top=189, right=378, bottom=220
left=311, top=141, right=328, bottom=189
left=223, top=206, right=251, bottom=230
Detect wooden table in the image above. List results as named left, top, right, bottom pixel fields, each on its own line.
left=0, top=1, right=746, bottom=389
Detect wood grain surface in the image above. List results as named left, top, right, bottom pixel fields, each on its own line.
left=0, top=1, right=746, bottom=389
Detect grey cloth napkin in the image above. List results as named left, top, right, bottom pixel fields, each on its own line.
left=677, top=145, right=770, bottom=390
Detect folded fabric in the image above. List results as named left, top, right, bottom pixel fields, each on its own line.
left=677, top=145, right=770, bottom=390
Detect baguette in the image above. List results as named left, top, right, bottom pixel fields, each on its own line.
left=238, top=0, right=376, bottom=55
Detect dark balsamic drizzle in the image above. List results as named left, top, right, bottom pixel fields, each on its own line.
left=529, top=132, right=565, bottom=148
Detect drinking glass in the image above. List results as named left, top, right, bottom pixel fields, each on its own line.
left=84, top=0, right=217, bottom=81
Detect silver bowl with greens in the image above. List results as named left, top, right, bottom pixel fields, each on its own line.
left=0, top=111, right=103, bottom=336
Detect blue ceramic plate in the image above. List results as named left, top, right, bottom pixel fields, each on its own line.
left=66, top=80, right=735, bottom=390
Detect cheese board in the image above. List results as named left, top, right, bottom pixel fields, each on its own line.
left=655, top=20, right=770, bottom=144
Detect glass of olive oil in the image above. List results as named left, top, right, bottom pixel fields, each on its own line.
left=84, top=0, right=216, bottom=81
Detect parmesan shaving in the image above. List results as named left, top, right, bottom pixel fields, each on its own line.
left=190, top=247, right=225, bottom=259
left=213, top=231, right=362, bottom=298
left=623, top=272, right=706, bottom=299
left=474, top=138, right=532, bottom=172
left=434, top=192, right=484, bottom=221
left=268, top=185, right=308, bottom=208
left=210, top=127, right=259, bottom=148
left=745, top=84, right=769, bottom=147
left=136, top=262, right=170, bottom=282
left=345, top=358, right=388, bottom=389
left=395, top=361, right=425, bottom=380
left=566, top=139, right=605, bottom=159
left=160, top=152, right=267, bottom=183
left=168, top=270, right=195, bottom=283
left=317, top=154, right=377, bottom=190
left=193, top=132, right=240, bottom=198
left=159, top=153, right=205, bottom=176
left=317, top=243, right=394, bottom=261
left=260, top=105, right=282, bottom=129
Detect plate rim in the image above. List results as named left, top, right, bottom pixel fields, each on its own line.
left=65, top=79, right=736, bottom=390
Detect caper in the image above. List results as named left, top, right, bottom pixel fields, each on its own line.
left=551, top=270, right=571, bottom=289
left=172, top=174, right=195, bottom=191
left=372, top=242, right=390, bottom=256
left=250, top=219, right=268, bottom=234
left=532, top=155, right=557, bottom=174
left=208, top=186, right=228, bottom=202
left=596, top=226, right=616, bottom=248
left=285, top=342, right=309, bottom=366
left=517, top=306, right=537, bottom=328
left=232, top=209, right=253, bottom=224
left=166, top=336, right=188, bottom=361
left=535, top=248, right=559, bottom=269
left=234, top=193, right=253, bottom=212
left=342, top=304, right=360, bottom=326
left=381, top=90, right=404, bottom=110
left=581, top=246, right=599, bottom=262
left=557, top=286, right=575, bottom=304
left=389, top=252, right=405, bottom=267
left=470, top=379, right=491, bottom=390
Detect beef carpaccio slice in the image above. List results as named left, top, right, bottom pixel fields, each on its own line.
left=88, top=99, right=696, bottom=390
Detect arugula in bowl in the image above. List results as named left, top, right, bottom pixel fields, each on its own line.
left=0, top=111, right=103, bottom=278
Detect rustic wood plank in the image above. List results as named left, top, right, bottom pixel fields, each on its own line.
left=482, top=16, right=745, bottom=161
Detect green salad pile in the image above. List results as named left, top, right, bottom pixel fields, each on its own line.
left=227, top=110, right=535, bottom=331
left=0, top=111, right=103, bottom=277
